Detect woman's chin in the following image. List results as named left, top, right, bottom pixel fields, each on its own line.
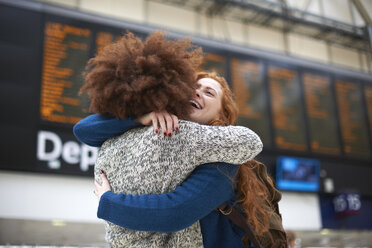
left=189, top=113, right=203, bottom=124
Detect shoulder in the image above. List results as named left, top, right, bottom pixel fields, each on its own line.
left=100, top=126, right=153, bottom=148
left=178, top=120, right=199, bottom=129
left=179, top=121, right=252, bottom=140
left=178, top=120, right=229, bottom=133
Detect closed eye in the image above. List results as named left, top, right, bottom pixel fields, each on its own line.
left=206, top=91, right=214, bottom=96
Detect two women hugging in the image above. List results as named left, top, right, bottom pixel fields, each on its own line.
left=74, top=31, right=285, bottom=248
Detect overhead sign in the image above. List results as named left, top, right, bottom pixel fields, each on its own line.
left=37, top=130, right=98, bottom=172
left=1, top=2, right=372, bottom=178
left=333, top=193, right=362, bottom=216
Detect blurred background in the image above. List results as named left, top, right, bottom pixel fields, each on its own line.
left=0, top=0, right=372, bottom=247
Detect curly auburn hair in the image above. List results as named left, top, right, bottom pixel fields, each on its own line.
left=198, top=72, right=279, bottom=245
left=81, top=31, right=203, bottom=119
left=237, top=160, right=283, bottom=247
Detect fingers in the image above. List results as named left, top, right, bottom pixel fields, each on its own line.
left=163, top=112, right=173, bottom=137
left=100, top=172, right=109, bottom=187
left=94, top=180, right=100, bottom=188
left=93, top=171, right=111, bottom=200
left=171, top=114, right=179, bottom=131
left=137, top=111, right=179, bottom=136
left=93, top=181, right=99, bottom=198
left=151, top=113, right=159, bottom=134
left=150, top=111, right=179, bottom=137
left=157, top=113, right=167, bottom=136
left=94, top=171, right=106, bottom=189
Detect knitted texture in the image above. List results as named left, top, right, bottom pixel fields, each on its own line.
left=95, top=120, right=263, bottom=248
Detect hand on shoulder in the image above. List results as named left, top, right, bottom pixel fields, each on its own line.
left=135, top=111, right=179, bottom=137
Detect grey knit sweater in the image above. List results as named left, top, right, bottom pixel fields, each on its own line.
left=95, top=120, right=263, bottom=248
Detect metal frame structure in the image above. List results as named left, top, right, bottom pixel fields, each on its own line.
left=3, top=0, right=370, bottom=80
left=146, top=0, right=372, bottom=72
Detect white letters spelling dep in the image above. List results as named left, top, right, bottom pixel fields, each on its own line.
left=37, top=130, right=98, bottom=171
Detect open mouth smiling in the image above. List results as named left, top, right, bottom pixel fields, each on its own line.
left=190, top=100, right=202, bottom=110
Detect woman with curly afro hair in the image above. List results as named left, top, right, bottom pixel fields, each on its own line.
left=74, top=32, right=270, bottom=247
left=81, top=31, right=202, bottom=120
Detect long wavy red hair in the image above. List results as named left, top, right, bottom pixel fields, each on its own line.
left=197, top=72, right=277, bottom=243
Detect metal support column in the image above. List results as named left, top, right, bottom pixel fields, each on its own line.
left=351, top=0, right=372, bottom=26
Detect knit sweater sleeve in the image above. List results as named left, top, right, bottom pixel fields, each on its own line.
left=181, top=121, right=263, bottom=165
left=97, top=163, right=237, bottom=232
left=73, top=114, right=141, bottom=147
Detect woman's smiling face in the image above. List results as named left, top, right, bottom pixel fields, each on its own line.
left=189, top=77, right=223, bottom=125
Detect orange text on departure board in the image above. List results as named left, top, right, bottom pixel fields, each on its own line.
left=335, top=79, right=371, bottom=158
left=231, top=59, right=262, bottom=119
left=303, top=74, right=329, bottom=119
left=365, top=86, right=372, bottom=138
left=40, top=22, right=91, bottom=125
left=96, top=32, right=114, bottom=55
left=336, top=81, right=358, bottom=144
left=303, top=73, right=340, bottom=155
left=269, top=66, right=306, bottom=151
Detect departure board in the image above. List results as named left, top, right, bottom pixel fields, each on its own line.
left=268, top=65, right=307, bottom=151
left=202, top=53, right=226, bottom=76
left=96, top=31, right=116, bottom=54
left=40, top=21, right=92, bottom=124
left=5, top=1, right=372, bottom=180
left=303, top=72, right=340, bottom=155
left=96, top=31, right=124, bottom=54
left=335, top=79, right=371, bottom=158
left=231, top=58, right=271, bottom=145
left=365, top=85, right=372, bottom=138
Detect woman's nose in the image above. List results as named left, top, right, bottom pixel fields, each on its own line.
left=195, top=89, right=201, bottom=97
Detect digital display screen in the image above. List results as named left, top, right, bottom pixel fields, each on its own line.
left=231, top=58, right=271, bottom=146
left=96, top=30, right=134, bottom=54
left=0, top=4, right=44, bottom=172
left=365, top=85, right=372, bottom=140
left=276, top=156, right=320, bottom=192
left=202, top=53, right=226, bottom=76
left=335, top=79, right=371, bottom=159
left=40, top=20, right=92, bottom=125
left=1, top=2, right=372, bottom=178
left=303, top=72, right=340, bottom=155
left=96, top=31, right=118, bottom=55
left=268, top=65, right=307, bottom=151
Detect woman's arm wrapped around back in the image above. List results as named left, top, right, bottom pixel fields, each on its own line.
left=179, top=120, right=263, bottom=165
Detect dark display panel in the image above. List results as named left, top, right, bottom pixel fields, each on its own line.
left=1, top=2, right=372, bottom=179
left=202, top=53, right=226, bottom=76
left=96, top=31, right=119, bottom=54
left=303, top=72, right=340, bottom=155
left=335, top=79, right=371, bottom=159
left=365, top=85, right=372, bottom=139
left=40, top=19, right=92, bottom=125
left=268, top=65, right=307, bottom=151
left=0, top=4, right=43, bottom=172
left=230, top=58, right=271, bottom=146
